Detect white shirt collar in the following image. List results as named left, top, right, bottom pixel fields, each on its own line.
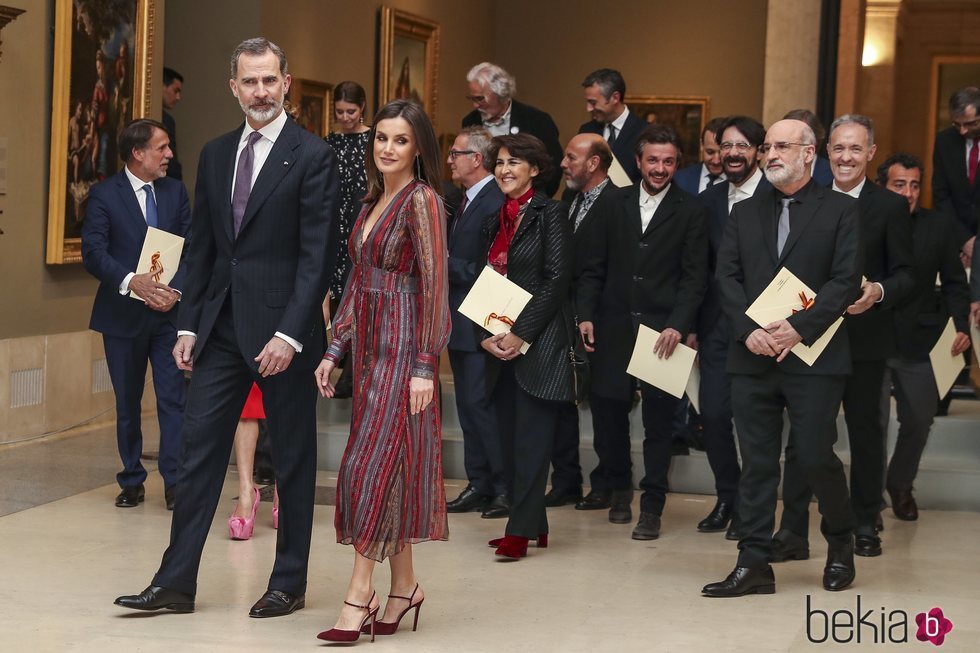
left=640, top=181, right=670, bottom=206
left=484, top=101, right=513, bottom=127
left=730, top=167, right=763, bottom=196
left=242, top=108, right=288, bottom=147
left=124, top=165, right=153, bottom=193
left=610, top=106, right=630, bottom=132
left=466, top=174, right=495, bottom=202
left=832, top=177, right=866, bottom=198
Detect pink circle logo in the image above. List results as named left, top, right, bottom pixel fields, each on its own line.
left=915, top=608, right=953, bottom=646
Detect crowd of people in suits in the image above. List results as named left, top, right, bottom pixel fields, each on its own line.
left=80, top=36, right=980, bottom=640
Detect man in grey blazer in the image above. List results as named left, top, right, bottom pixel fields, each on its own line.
left=115, top=37, right=338, bottom=618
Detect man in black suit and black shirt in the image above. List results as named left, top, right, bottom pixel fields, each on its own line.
left=777, top=115, right=914, bottom=560
left=877, top=153, right=971, bottom=522
left=703, top=119, right=859, bottom=597
left=577, top=69, right=647, bottom=184
left=691, top=116, right=769, bottom=539
left=161, top=67, right=183, bottom=181
left=462, top=62, right=562, bottom=196
left=544, top=134, right=617, bottom=508
left=577, top=125, right=708, bottom=539
left=934, top=86, right=980, bottom=260
left=444, top=126, right=509, bottom=518
left=115, top=38, right=338, bottom=618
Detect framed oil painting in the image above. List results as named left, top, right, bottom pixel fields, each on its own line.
left=287, top=78, right=332, bottom=137
left=924, top=55, right=980, bottom=209
left=626, top=95, right=710, bottom=169
left=378, top=6, right=440, bottom=123
left=46, top=0, right=155, bottom=264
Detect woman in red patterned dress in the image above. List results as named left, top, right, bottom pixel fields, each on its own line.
left=313, top=99, right=450, bottom=643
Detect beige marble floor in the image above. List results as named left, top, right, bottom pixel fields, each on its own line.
left=1, top=466, right=978, bottom=653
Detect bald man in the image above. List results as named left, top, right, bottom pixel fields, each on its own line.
left=704, top=119, right=860, bottom=597
left=545, top=134, right=617, bottom=508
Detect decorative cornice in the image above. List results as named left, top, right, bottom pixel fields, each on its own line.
left=0, top=5, right=26, bottom=63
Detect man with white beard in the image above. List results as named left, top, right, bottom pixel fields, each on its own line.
left=703, top=119, right=860, bottom=597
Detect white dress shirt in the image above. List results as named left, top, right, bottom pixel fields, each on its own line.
left=698, top=163, right=726, bottom=194
left=605, top=106, right=631, bottom=142
left=965, top=137, right=979, bottom=172
left=465, top=173, right=495, bottom=205
left=180, top=109, right=303, bottom=352
left=639, top=182, right=670, bottom=232
left=483, top=101, right=513, bottom=137
left=118, top=166, right=156, bottom=294
left=832, top=177, right=884, bottom=303
left=727, top=167, right=764, bottom=214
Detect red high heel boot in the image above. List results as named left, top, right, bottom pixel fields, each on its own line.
left=494, top=535, right=530, bottom=559
left=488, top=533, right=548, bottom=548
left=361, top=583, right=424, bottom=636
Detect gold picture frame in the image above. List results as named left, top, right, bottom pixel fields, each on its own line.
left=46, top=0, right=155, bottom=265
left=924, top=55, right=980, bottom=210
left=378, top=6, right=440, bottom=124
left=626, top=95, right=710, bottom=168
left=286, top=78, right=333, bottom=138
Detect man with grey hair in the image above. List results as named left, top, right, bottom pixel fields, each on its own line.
left=934, top=86, right=980, bottom=261
left=777, top=114, right=913, bottom=560
left=577, top=68, right=646, bottom=183
left=704, top=118, right=859, bottom=597
left=445, top=126, right=509, bottom=517
left=115, top=37, right=338, bottom=618
left=462, top=62, right=563, bottom=195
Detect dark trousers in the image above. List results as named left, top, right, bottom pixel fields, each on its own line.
left=732, top=370, right=853, bottom=569
left=881, top=358, right=937, bottom=491
left=588, top=393, right=633, bottom=493
left=152, top=300, right=318, bottom=596
left=698, top=326, right=741, bottom=504
left=781, top=359, right=886, bottom=537
left=448, top=348, right=505, bottom=496
left=549, top=403, right=583, bottom=492
left=494, top=363, right=562, bottom=538
left=103, top=323, right=185, bottom=489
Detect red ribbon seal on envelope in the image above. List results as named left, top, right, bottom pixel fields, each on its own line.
left=791, top=291, right=814, bottom=314
left=149, top=252, right=164, bottom=283
left=484, top=313, right=515, bottom=327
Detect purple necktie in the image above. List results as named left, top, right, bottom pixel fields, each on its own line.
left=232, top=131, right=263, bottom=237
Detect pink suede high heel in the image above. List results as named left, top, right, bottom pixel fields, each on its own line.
left=228, top=487, right=260, bottom=540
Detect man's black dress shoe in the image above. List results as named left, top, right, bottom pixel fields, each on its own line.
left=609, top=490, right=633, bottom=524
left=165, top=486, right=176, bottom=511
left=631, top=512, right=661, bottom=540
left=114, top=585, right=194, bottom=612
left=115, top=484, right=145, bottom=508
left=770, top=529, right=809, bottom=562
left=854, top=533, right=882, bottom=557
left=249, top=590, right=305, bottom=618
left=544, top=486, right=583, bottom=507
left=888, top=486, right=918, bottom=521
left=575, top=489, right=611, bottom=511
left=823, top=539, right=856, bottom=591
left=697, top=500, right=733, bottom=532
left=702, top=565, right=775, bottom=597
left=725, top=516, right=744, bottom=541
left=446, top=485, right=490, bottom=513
left=481, top=495, right=511, bottom=519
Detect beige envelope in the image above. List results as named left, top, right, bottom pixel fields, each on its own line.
left=608, top=155, right=632, bottom=188
left=458, top=266, right=532, bottom=354
left=626, top=325, right=698, bottom=399
left=930, top=317, right=965, bottom=397
left=745, top=266, right=843, bottom=366
left=129, top=227, right=185, bottom=302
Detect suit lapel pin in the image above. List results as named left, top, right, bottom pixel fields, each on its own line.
left=283, top=161, right=289, bottom=166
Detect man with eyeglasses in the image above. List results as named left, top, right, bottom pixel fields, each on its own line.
left=704, top=118, right=860, bottom=597
left=462, top=62, right=563, bottom=196
left=935, top=87, right=980, bottom=265
left=777, top=114, right=913, bottom=561
left=689, top=116, right=768, bottom=541
left=443, top=126, right=510, bottom=518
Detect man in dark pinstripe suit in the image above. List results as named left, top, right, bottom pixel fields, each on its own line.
left=115, top=37, right=338, bottom=618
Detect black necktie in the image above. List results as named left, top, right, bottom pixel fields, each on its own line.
left=607, top=124, right=618, bottom=147
left=451, top=195, right=468, bottom=235
left=707, top=172, right=720, bottom=184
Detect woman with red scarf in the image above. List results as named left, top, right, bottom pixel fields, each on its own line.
left=481, top=134, right=575, bottom=559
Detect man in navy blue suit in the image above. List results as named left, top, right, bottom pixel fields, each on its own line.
left=577, top=69, right=647, bottom=184
left=82, top=118, right=191, bottom=510
left=444, top=126, right=509, bottom=518
left=672, top=117, right=727, bottom=196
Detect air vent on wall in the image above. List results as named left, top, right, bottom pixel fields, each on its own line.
left=92, top=358, right=111, bottom=394
left=10, top=368, right=43, bottom=408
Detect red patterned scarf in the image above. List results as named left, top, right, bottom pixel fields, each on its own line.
left=488, top=187, right=534, bottom=275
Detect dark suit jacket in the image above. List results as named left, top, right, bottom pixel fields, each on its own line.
left=717, top=181, right=862, bottom=376
left=844, top=180, right=915, bottom=361
left=577, top=111, right=647, bottom=183
left=179, top=116, right=338, bottom=371
left=82, top=171, right=191, bottom=338
left=480, top=194, right=575, bottom=402
left=463, top=99, right=563, bottom=196
left=673, top=164, right=709, bottom=196
left=162, top=110, right=183, bottom=181
left=934, top=127, right=980, bottom=241
left=896, top=208, right=970, bottom=361
left=448, top=176, right=505, bottom=351
left=578, top=183, right=709, bottom=399
left=812, top=156, right=833, bottom=187
left=696, top=174, right=772, bottom=337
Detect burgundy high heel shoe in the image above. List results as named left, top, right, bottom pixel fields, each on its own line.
left=317, top=592, right=379, bottom=643
left=494, top=535, right=531, bottom=559
left=228, top=487, right=260, bottom=540
left=488, top=533, right=548, bottom=548
left=361, top=583, right=424, bottom=636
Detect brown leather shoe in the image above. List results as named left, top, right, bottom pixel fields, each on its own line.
left=888, top=487, right=918, bottom=521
